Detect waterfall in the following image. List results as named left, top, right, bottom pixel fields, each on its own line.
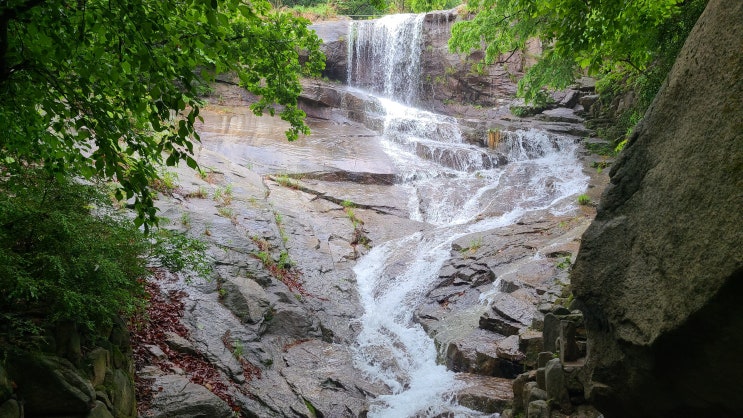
left=347, top=13, right=588, bottom=417
left=347, top=14, right=425, bottom=105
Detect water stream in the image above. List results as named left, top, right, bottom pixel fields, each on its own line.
left=347, top=14, right=588, bottom=417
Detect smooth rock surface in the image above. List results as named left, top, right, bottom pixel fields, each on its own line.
left=148, top=375, right=233, bottom=418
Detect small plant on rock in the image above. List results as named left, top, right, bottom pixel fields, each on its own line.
left=274, top=174, right=298, bottom=189
left=556, top=257, right=572, bottom=270
left=151, top=169, right=180, bottom=195
left=460, top=236, right=483, bottom=253
left=577, top=194, right=591, bottom=206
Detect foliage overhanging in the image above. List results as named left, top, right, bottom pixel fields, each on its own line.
left=0, top=0, right=324, bottom=228
left=449, top=0, right=708, bottom=105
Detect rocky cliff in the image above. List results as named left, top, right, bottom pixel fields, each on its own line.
left=0, top=320, right=136, bottom=418
left=571, top=0, right=743, bottom=416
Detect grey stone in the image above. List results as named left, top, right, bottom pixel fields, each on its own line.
left=512, top=371, right=535, bottom=415
left=480, top=293, right=537, bottom=336
left=571, top=1, right=743, bottom=416
left=444, top=329, right=523, bottom=378
left=578, top=94, right=599, bottom=112
left=264, top=304, right=321, bottom=339
left=144, top=344, right=166, bottom=359
left=527, top=400, right=550, bottom=418
left=454, top=374, right=513, bottom=414
left=495, top=335, right=524, bottom=361
left=528, top=387, right=548, bottom=403
left=519, top=329, right=544, bottom=367
left=552, top=306, right=571, bottom=316
left=537, top=352, right=554, bottom=368
left=537, top=108, right=584, bottom=124
left=542, top=313, right=560, bottom=353
left=278, top=340, right=380, bottom=417
left=559, top=320, right=579, bottom=362
left=559, top=90, right=580, bottom=108
left=149, top=374, right=233, bottom=418
left=545, top=358, right=565, bottom=400
left=220, top=277, right=270, bottom=324
left=536, top=368, right=546, bottom=391
left=164, top=331, right=198, bottom=356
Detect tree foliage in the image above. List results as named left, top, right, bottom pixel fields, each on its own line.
left=0, top=170, right=214, bottom=338
left=336, top=0, right=388, bottom=17
left=0, top=171, right=149, bottom=336
left=0, top=0, right=324, bottom=227
left=409, top=0, right=460, bottom=13
left=449, top=0, right=708, bottom=103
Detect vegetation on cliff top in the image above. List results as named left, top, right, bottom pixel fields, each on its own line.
left=283, top=0, right=705, bottom=146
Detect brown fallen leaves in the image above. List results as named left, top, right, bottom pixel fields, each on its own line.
left=129, top=269, right=259, bottom=415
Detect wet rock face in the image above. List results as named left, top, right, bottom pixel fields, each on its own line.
left=308, top=19, right=351, bottom=83
left=571, top=1, right=743, bottom=416
left=416, top=214, right=594, bottom=386
left=148, top=375, right=233, bottom=418
left=135, top=105, right=428, bottom=417
left=417, top=9, right=528, bottom=107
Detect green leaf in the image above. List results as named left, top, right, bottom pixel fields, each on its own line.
left=186, top=156, right=198, bottom=169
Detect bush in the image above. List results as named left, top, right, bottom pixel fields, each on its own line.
left=0, top=169, right=212, bottom=341
left=0, top=170, right=150, bottom=337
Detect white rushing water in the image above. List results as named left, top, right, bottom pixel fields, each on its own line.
left=348, top=13, right=589, bottom=417
left=348, top=14, right=425, bottom=105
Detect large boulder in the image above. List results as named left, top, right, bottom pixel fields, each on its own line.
left=571, top=0, right=743, bottom=416
left=308, top=19, right=351, bottom=83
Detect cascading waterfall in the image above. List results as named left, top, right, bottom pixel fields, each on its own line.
left=348, top=14, right=425, bottom=105
left=348, top=13, right=588, bottom=417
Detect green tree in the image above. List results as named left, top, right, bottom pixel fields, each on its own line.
left=0, top=169, right=213, bottom=337
left=409, top=0, right=460, bottom=13
left=0, top=0, right=324, bottom=228
left=336, top=0, right=388, bottom=17
left=449, top=0, right=707, bottom=104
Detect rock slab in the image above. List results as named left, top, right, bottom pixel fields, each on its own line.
left=571, top=0, right=743, bottom=416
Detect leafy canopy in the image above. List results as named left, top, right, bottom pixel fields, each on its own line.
left=449, top=0, right=702, bottom=103
left=0, top=0, right=324, bottom=228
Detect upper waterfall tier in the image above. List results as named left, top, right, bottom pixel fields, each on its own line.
left=347, top=14, right=426, bottom=105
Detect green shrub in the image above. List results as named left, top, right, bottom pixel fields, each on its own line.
left=0, top=170, right=150, bottom=336
left=0, top=170, right=212, bottom=341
